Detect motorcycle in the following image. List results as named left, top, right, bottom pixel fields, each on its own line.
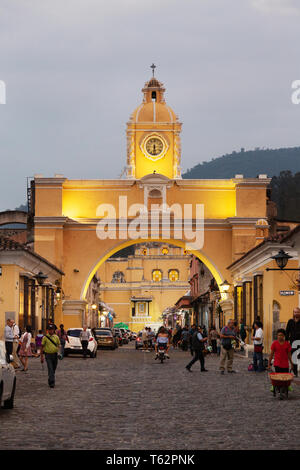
left=156, top=345, right=167, bottom=363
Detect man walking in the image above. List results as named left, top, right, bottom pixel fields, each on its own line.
left=4, top=319, right=14, bottom=363
left=40, top=324, right=60, bottom=388
left=11, top=320, right=21, bottom=369
left=80, top=326, right=90, bottom=358
left=219, top=319, right=237, bottom=374
left=185, top=326, right=208, bottom=372
left=286, top=307, right=300, bottom=377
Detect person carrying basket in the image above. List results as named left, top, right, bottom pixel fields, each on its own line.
left=268, top=328, right=294, bottom=393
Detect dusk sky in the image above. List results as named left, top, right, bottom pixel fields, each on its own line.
left=0, top=0, right=300, bottom=210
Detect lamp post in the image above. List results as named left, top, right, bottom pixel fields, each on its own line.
left=266, top=250, right=299, bottom=273
left=219, top=280, right=233, bottom=323
left=220, top=280, right=230, bottom=293
left=266, top=249, right=300, bottom=294
left=34, top=271, right=48, bottom=286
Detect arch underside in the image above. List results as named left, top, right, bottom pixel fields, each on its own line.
left=81, top=238, right=224, bottom=300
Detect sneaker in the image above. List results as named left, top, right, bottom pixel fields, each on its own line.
left=228, top=370, right=236, bottom=374
left=185, top=366, right=192, bottom=373
left=220, top=370, right=225, bottom=375
left=201, top=369, right=208, bottom=372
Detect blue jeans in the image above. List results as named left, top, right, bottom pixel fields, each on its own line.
left=253, top=350, right=264, bottom=371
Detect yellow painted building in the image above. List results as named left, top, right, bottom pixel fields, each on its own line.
left=30, top=71, right=271, bottom=330
left=227, top=230, right=300, bottom=352
left=98, top=243, right=190, bottom=332
left=0, top=235, right=63, bottom=337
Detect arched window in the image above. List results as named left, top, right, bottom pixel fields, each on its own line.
left=152, top=269, right=162, bottom=282
left=111, top=271, right=126, bottom=283
left=168, top=269, right=179, bottom=282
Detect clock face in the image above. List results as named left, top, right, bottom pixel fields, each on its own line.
left=145, top=137, right=164, bottom=157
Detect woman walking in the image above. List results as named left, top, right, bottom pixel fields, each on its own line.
left=19, top=325, right=33, bottom=371
left=252, top=321, right=264, bottom=372
left=56, top=324, right=68, bottom=359
left=209, top=326, right=218, bottom=354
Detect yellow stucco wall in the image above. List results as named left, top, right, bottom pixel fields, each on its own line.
left=0, top=265, right=20, bottom=337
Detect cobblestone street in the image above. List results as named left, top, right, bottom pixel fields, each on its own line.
left=1, top=344, right=299, bottom=450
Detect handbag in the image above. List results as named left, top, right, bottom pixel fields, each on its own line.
left=254, top=344, right=263, bottom=353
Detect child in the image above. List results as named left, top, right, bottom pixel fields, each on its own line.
left=268, top=329, right=293, bottom=391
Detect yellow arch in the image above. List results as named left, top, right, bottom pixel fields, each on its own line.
left=80, top=238, right=225, bottom=300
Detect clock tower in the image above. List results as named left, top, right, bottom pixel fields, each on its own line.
left=126, top=68, right=182, bottom=180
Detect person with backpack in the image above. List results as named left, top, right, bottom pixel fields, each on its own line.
left=185, top=326, right=208, bottom=372
left=40, top=324, right=61, bottom=388
left=219, top=319, right=237, bottom=374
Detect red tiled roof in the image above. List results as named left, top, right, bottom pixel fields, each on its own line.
left=0, top=235, right=64, bottom=275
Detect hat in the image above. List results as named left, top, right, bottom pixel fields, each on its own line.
left=47, top=324, right=55, bottom=330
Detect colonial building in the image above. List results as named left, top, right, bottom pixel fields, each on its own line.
left=98, top=243, right=190, bottom=332
left=27, top=70, right=272, bottom=330
left=0, top=235, right=63, bottom=335
left=227, top=225, right=300, bottom=352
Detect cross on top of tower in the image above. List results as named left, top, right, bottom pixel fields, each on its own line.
left=150, top=63, right=156, bottom=77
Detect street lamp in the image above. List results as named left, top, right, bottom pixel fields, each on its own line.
left=266, top=250, right=298, bottom=272
left=271, top=250, right=293, bottom=270
left=56, top=287, right=61, bottom=299
left=220, top=280, right=230, bottom=292
left=34, top=271, right=48, bottom=286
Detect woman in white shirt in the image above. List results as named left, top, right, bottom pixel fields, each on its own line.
left=252, top=321, right=264, bottom=372
left=19, top=325, right=33, bottom=371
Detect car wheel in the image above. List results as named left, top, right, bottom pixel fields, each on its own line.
left=3, top=378, right=16, bottom=409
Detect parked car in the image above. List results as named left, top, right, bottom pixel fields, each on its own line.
left=93, top=328, right=118, bottom=350
left=64, top=328, right=98, bottom=358
left=114, top=328, right=124, bottom=346
left=119, top=328, right=129, bottom=344
left=0, top=340, right=16, bottom=409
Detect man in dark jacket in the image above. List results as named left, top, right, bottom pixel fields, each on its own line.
left=286, top=308, right=300, bottom=377
left=185, top=326, right=208, bottom=372
left=188, top=324, right=197, bottom=356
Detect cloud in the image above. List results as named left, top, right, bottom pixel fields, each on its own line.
left=251, top=0, right=300, bottom=15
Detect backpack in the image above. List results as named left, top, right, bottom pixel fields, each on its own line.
left=191, top=331, right=205, bottom=350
